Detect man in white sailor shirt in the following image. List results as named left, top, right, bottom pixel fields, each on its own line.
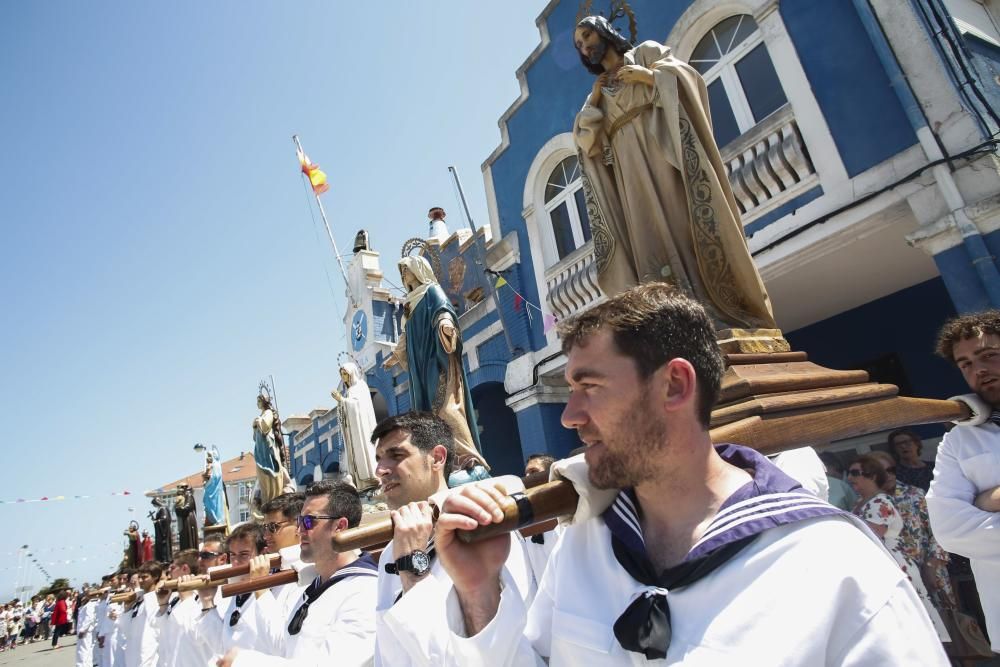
left=217, top=481, right=377, bottom=667
left=123, top=561, right=162, bottom=667
left=250, top=492, right=307, bottom=632
left=151, top=549, right=202, bottom=667
left=368, top=411, right=534, bottom=667
left=927, top=312, right=1000, bottom=653
left=432, top=283, right=948, bottom=665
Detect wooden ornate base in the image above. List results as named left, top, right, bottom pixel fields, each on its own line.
left=708, top=344, right=969, bottom=453
left=203, top=523, right=229, bottom=538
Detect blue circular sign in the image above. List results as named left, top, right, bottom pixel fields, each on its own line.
left=351, top=310, right=368, bottom=351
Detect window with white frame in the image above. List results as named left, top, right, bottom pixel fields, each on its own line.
left=544, top=155, right=592, bottom=261
left=238, top=482, right=251, bottom=504
left=239, top=509, right=250, bottom=523
left=689, top=14, right=789, bottom=148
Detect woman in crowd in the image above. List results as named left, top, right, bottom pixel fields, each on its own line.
left=887, top=428, right=935, bottom=491
left=50, top=590, right=70, bottom=647
left=38, top=594, right=54, bottom=641
left=849, top=454, right=949, bottom=641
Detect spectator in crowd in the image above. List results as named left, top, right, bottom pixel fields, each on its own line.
left=888, top=428, right=935, bottom=492
left=849, top=454, right=948, bottom=642
left=869, top=450, right=955, bottom=610
left=39, top=594, right=54, bottom=641
left=818, top=451, right=858, bottom=511
left=928, top=311, right=1000, bottom=653
left=50, top=590, right=71, bottom=647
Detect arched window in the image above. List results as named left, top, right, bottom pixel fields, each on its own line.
left=690, top=14, right=788, bottom=148
left=544, top=155, right=592, bottom=261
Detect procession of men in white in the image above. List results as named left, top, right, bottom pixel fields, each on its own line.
left=62, top=282, right=1000, bottom=666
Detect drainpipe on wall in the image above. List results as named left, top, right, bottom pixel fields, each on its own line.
left=852, top=0, right=1000, bottom=307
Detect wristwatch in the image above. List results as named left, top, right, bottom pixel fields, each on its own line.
left=385, top=550, right=431, bottom=576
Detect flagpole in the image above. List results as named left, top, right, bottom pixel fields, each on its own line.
left=448, top=166, right=515, bottom=355
left=292, top=135, right=356, bottom=308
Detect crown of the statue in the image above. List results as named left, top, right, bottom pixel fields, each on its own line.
left=575, top=0, right=637, bottom=43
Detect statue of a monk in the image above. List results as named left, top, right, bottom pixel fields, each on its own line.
left=573, top=15, right=775, bottom=329
left=252, top=393, right=295, bottom=515
left=151, top=497, right=172, bottom=562
left=388, top=256, right=488, bottom=471
left=201, top=448, right=227, bottom=527
left=124, top=522, right=140, bottom=568
left=332, top=362, right=379, bottom=492
left=174, top=485, right=199, bottom=551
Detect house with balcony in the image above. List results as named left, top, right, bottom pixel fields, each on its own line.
left=480, top=0, right=1000, bottom=463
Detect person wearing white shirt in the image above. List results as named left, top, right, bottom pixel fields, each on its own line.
left=257, top=492, right=307, bottom=625
left=151, top=549, right=203, bottom=667
left=188, top=537, right=231, bottom=666
left=74, top=591, right=99, bottom=667
left=927, top=312, right=1000, bottom=653
left=218, top=481, right=377, bottom=667
left=123, top=562, right=162, bottom=667
left=368, top=412, right=535, bottom=667
left=93, top=581, right=112, bottom=667
left=432, top=283, right=948, bottom=665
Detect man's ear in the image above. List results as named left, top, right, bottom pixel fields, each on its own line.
left=659, top=358, right=697, bottom=411
left=430, top=444, right=449, bottom=471
left=334, top=517, right=349, bottom=532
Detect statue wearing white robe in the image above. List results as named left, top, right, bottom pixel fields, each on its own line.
left=333, top=362, right=379, bottom=492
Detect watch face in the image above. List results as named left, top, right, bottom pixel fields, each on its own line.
left=411, top=551, right=430, bottom=573
left=351, top=310, right=368, bottom=351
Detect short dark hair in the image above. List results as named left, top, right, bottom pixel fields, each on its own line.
left=138, top=561, right=164, bottom=579
left=852, top=454, right=888, bottom=487
left=371, top=411, right=456, bottom=478
left=525, top=453, right=556, bottom=471
left=817, top=451, right=843, bottom=475
left=887, top=428, right=922, bottom=457
left=558, top=283, right=723, bottom=428
left=935, top=310, right=1000, bottom=359
left=202, top=533, right=226, bottom=550
left=227, top=522, right=266, bottom=554
left=304, top=481, right=363, bottom=529
left=261, top=492, right=305, bottom=520
left=576, top=15, right=633, bottom=75
left=172, top=549, right=200, bottom=575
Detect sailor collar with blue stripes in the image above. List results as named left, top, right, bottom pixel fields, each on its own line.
left=602, top=443, right=843, bottom=563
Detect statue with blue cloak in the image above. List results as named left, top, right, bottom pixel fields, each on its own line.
left=201, top=445, right=228, bottom=529
left=252, top=387, right=295, bottom=518
left=387, top=256, right=489, bottom=475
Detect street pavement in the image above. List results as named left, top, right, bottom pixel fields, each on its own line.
left=0, top=636, right=75, bottom=666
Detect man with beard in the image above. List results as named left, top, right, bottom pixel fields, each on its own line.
left=218, top=481, right=377, bottom=666
left=928, top=311, right=1000, bottom=653
left=430, top=283, right=947, bottom=665
left=369, top=412, right=533, bottom=666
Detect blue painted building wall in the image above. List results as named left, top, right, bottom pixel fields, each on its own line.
left=287, top=411, right=344, bottom=487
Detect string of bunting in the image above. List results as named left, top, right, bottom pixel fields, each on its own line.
left=487, top=270, right=559, bottom=334
left=0, top=491, right=133, bottom=506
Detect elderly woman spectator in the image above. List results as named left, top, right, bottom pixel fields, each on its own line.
left=869, top=450, right=956, bottom=611
left=888, top=428, right=935, bottom=492
left=848, top=454, right=949, bottom=642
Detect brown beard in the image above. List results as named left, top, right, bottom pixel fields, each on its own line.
left=586, top=395, right=669, bottom=489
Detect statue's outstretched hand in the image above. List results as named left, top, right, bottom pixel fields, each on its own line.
left=618, top=64, right=653, bottom=87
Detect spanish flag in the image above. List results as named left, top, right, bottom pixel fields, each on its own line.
left=297, top=147, right=329, bottom=196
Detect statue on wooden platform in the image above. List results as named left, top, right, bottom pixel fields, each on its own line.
left=123, top=521, right=140, bottom=568
left=150, top=497, right=172, bottom=562
left=572, top=9, right=775, bottom=329
left=387, top=255, right=488, bottom=471
left=252, top=388, right=295, bottom=515
left=201, top=446, right=227, bottom=528
left=332, top=361, right=379, bottom=492
left=174, top=484, right=199, bottom=550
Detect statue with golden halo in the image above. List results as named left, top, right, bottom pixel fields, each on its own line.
left=573, top=1, right=776, bottom=330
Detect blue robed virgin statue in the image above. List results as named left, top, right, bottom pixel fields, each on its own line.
left=201, top=446, right=227, bottom=527
left=389, top=256, right=488, bottom=471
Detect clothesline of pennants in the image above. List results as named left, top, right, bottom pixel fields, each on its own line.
left=0, top=491, right=134, bottom=506
left=489, top=270, right=559, bottom=334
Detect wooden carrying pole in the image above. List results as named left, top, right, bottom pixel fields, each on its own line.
left=207, top=555, right=282, bottom=582
left=111, top=591, right=137, bottom=604
left=221, top=569, right=298, bottom=598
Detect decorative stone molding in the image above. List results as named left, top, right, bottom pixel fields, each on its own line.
left=543, top=241, right=604, bottom=321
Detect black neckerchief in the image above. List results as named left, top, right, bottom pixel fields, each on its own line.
left=166, top=597, right=180, bottom=616
left=288, top=553, right=377, bottom=635
left=606, top=444, right=844, bottom=660
left=130, top=595, right=144, bottom=619
left=229, top=593, right=251, bottom=627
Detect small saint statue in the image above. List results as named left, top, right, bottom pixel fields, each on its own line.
left=151, top=497, right=173, bottom=562
left=174, top=484, right=199, bottom=551
left=201, top=447, right=227, bottom=528
left=573, top=13, right=775, bottom=329
left=252, top=391, right=295, bottom=515
left=387, top=255, right=488, bottom=472
left=331, top=362, right=380, bottom=492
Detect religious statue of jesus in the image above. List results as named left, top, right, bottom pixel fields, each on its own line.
left=573, top=12, right=776, bottom=329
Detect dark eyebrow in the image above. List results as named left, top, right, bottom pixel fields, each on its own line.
left=568, top=367, right=607, bottom=384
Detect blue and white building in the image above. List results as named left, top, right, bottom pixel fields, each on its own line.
left=289, top=0, right=1000, bottom=482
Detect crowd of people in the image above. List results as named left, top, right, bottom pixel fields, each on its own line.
left=44, top=285, right=996, bottom=666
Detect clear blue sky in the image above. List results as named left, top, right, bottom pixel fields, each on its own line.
left=0, top=1, right=549, bottom=595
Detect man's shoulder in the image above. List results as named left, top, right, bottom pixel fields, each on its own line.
left=940, top=422, right=999, bottom=456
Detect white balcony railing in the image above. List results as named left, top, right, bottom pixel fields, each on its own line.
left=721, top=103, right=818, bottom=222
left=543, top=242, right=603, bottom=322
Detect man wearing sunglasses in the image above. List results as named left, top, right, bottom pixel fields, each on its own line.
left=217, top=481, right=377, bottom=666
left=369, top=412, right=533, bottom=667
